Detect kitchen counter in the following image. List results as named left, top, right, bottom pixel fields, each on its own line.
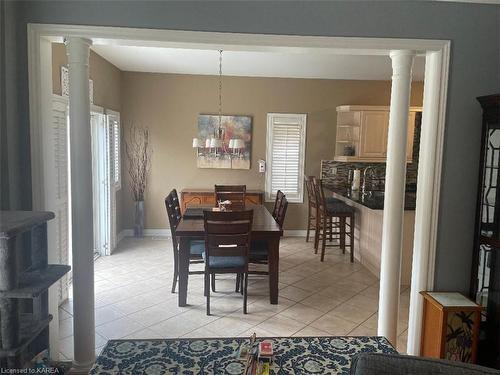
left=323, top=185, right=415, bottom=285
left=324, top=186, right=416, bottom=211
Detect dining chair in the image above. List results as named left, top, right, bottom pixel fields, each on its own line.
left=272, top=190, right=285, bottom=220
left=237, top=195, right=288, bottom=292
left=165, top=189, right=205, bottom=293
left=312, top=177, right=355, bottom=262
left=203, top=209, right=253, bottom=315
left=214, top=185, right=246, bottom=210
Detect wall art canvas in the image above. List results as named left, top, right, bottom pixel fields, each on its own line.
left=196, top=115, right=252, bottom=169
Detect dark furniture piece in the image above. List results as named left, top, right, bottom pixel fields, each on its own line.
left=313, top=177, right=355, bottom=262
left=180, top=188, right=264, bottom=213
left=272, top=190, right=285, bottom=220
left=0, top=211, right=71, bottom=368
left=203, top=210, right=253, bottom=315
left=214, top=185, right=246, bottom=210
left=175, top=205, right=282, bottom=306
left=165, top=189, right=205, bottom=293
left=470, top=94, right=500, bottom=369
left=350, top=353, right=500, bottom=375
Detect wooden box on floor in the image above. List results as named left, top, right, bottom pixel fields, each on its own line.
left=420, top=291, right=482, bottom=364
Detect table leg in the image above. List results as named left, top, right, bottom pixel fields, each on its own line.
left=268, top=235, right=280, bottom=304
left=178, top=237, right=190, bottom=307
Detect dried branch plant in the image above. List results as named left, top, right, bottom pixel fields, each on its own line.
left=125, top=125, right=152, bottom=202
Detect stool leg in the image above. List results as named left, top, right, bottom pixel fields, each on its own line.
left=314, top=208, right=320, bottom=253
left=350, top=214, right=354, bottom=263
left=320, top=213, right=327, bottom=262
left=340, top=217, right=346, bottom=254
left=306, top=206, right=311, bottom=242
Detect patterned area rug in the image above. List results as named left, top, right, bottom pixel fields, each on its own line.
left=90, top=336, right=396, bottom=374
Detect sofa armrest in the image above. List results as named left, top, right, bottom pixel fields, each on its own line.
left=350, top=353, right=500, bottom=375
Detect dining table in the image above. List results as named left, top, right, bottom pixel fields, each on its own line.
left=174, top=204, right=283, bottom=307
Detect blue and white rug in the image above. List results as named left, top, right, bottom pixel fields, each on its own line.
left=90, top=336, right=396, bottom=374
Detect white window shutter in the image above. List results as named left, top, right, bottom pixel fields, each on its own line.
left=265, top=113, right=307, bottom=203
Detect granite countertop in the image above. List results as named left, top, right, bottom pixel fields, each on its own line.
left=324, top=186, right=416, bottom=211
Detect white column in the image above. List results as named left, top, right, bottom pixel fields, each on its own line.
left=378, top=50, right=415, bottom=345
left=406, top=50, right=443, bottom=355
left=65, top=37, right=95, bottom=370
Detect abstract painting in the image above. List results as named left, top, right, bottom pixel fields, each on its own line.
left=196, top=115, right=252, bottom=169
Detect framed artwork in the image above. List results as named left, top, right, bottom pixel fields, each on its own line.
left=195, top=115, right=252, bottom=169
left=61, top=66, right=94, bottom=104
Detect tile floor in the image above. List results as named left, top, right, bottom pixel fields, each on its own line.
left=58, top=236, right=410, bottom=360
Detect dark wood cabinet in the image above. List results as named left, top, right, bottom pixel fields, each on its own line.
left=470, top=94, right=500, bottom=369
left=180, top=189, right=264, bottom=213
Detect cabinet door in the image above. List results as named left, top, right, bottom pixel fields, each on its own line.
left=359, top=111, right=389, bottom=158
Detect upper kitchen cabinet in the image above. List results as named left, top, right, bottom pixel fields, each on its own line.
left=334, top=105, right=420, bottom=163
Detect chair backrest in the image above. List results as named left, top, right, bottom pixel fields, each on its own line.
left=305, top=176, right=317, bottom=206
left=275, top=195, right=288, bottom=229
left=312, top=177, right=326, bottom=211
left=165, top=189, right=182, bottom=247
left=272, top=190, right=285, bottom=219
left=214, top=185, right=246, bottom=210
left=203, top=210, right=253, bottom=269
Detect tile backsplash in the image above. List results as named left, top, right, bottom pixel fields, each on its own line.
left=321, top=113, right=421, bottom=191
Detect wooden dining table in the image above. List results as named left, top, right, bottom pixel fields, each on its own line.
left=174, top=204, right=283, bottom=307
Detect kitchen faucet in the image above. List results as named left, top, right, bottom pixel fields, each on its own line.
left=362, top=166, right=376, bottom=195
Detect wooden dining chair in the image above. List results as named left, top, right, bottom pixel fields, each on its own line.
left=312, top=177, right=355, bottom=262
left=165, top=189, right=205, bottom=293
left=272, top=190, right=285, bottom=220
left=305, top=176, right=317, bottom=243
left=214, top=185, right=246, bottom=210
left=237, top=195, right=288, bottom=292
left=203, top=210, right=253, bottom=315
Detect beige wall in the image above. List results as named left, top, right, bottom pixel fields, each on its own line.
left=120, top=72, right=423, bottom=231
left=52, top=43, right=123, bottom=230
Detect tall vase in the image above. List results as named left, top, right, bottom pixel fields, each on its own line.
left=134, top=200, right=144, bottom=237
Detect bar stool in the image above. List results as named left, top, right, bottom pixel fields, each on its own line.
left=312, top=177, right=355, bottom=262
left=305, top=176, right=317, bottom=243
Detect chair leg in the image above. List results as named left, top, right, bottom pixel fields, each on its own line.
left=340, top=217, right=346, bottom=254
left=171, top=247, right=179, bottom=293
left=211, top=273, right=216, bottom=292
left=320, top=213, right=327, bottom=262
left=240, top=273, right=244, bottom=295
left=205, top=272, right=211, bottom=315
left=243, top=272, right=248, bottom=314
left=350, top=214, right=355, bottom=263
left=235, top=273, right=240, bottom=292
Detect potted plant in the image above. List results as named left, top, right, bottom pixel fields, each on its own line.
left=125, top=125, right=152, bottom=237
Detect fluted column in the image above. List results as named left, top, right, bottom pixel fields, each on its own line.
left=65, top=37, right=95, bottom=370
left=378, top=50, right=415, bottom=345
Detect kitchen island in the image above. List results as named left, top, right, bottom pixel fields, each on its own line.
left=325, top=186, right=415, bottom=285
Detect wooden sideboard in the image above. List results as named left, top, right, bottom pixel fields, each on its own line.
left=180, top=188, right=264, bottom=213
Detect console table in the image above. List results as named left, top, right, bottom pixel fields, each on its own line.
left=180, top=188, right=264, bottom=213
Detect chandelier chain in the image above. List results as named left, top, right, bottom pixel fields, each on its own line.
left=218, top=50, right=223, bottom=127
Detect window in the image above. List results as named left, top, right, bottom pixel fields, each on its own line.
left=265, top=113, right=307, bottom=203
left=106, top=110, right=121, bottom=189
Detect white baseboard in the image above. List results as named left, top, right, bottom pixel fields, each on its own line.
left=117, top=228, right=306, bottom=244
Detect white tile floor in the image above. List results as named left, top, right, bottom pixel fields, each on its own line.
left=58, top=236, right=410, bottom=360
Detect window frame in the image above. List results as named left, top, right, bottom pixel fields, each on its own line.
left=265, top=113, right=307, bottom=204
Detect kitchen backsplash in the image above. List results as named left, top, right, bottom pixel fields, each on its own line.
left=321, top=113, right=421, bottom=191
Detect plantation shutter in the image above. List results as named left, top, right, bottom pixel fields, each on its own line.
left=52, top=97, right=71, bottom=304
left=265, top=113, right=307, bottom=203
left=105, top=110, right=120, bottom=253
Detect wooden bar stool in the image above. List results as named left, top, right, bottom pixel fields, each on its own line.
left=305, top=176, right=317, bottom=243
left=312, top=177, right=355, bottom=262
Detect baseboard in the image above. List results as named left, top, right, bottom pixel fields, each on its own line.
left=117, top=228, right=306, bottom=243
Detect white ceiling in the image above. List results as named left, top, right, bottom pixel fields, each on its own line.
left=91, top=45, right=425, bottom=81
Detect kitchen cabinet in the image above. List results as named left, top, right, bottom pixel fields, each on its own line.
left=180, top=189, right=264, bottom=213
left=334, top=105, right=419, bottom=163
